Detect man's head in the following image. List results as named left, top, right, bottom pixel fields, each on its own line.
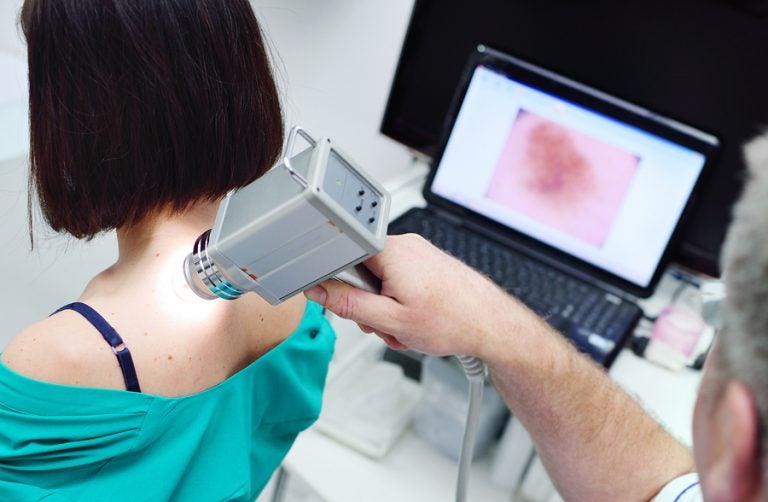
left=693, top=132, right=768, bottom=500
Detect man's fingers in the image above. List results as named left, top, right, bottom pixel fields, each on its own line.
left=304, top=285, right=328, bottom=305
left=357, top=323, right=376, bottom=334
left=304, top=279, right=405, bottom=334
left=378, top=333, right=408, bottom=350
left=360, top=234, right=425, bottom=279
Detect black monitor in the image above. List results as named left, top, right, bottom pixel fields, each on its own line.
left=381, top=0, right=768, bottom=277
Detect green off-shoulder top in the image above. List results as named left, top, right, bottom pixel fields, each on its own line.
left=0, top=301, right=335, bottom=501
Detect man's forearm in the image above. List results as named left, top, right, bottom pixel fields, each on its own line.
left=477, top=300, right=695, bottom=501
left=309, top=234, right=695, bottom=500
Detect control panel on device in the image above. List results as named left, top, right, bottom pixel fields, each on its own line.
left=323, top=148, right=384, bottom=228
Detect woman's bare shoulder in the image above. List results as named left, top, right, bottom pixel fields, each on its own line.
left=1, top=295, right=310, bottom=394
left=234, top=294, right=309, bottom=354
left=1, top=311, right=126, bottom=389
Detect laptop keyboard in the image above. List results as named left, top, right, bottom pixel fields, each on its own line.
left=389, top=209, right=642, bottom=365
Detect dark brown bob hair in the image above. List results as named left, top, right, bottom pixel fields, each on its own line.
left=21, top=0, right=284, bottom=239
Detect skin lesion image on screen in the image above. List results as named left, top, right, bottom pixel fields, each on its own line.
left=485, top=110, right=640, bottom=248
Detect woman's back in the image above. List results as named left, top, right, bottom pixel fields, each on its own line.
left=2, top=209, right=308, bottom=397
left=0, top=301, right=334, bottom=501
left=0, top=206, right=339, bottom=502
left=0, top=209, right=338, bottom=500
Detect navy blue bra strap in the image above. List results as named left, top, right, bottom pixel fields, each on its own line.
left=53, top=302, right=142, bottom=393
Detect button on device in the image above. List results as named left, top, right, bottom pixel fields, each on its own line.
left=355, top=205, right=363, bottom=212
left=369, top=217, right=376, bottom=223
left=371, top=201, right=378, bottom=208
left=358, top=189, right=365, bottom=196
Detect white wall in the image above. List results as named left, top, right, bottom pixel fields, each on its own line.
left=0, top=0, right=24, bottom=58
left=0, top=1, right=417, bottom=346
left=252, top=0, right=416, bottom=181
left=0, top=153, right=118, bottom=346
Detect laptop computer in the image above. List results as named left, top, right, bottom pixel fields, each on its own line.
left=388, top=45, right=719, bottom=366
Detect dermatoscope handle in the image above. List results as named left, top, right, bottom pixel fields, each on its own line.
left=334, top=264, right=382, bottom=294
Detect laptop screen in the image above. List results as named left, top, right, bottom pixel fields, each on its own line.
left=430, top=53, right=717, bottom=290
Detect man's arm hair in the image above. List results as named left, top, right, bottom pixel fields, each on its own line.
left=309, top=234, right=694, bottom=500
left=479, top=309, right=694, bottom=501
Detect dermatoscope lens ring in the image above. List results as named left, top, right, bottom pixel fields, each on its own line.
left=195, top=232, right=243, bottom=300
left=183, top=253, right=218, bottom=300
left=191, top=230, right=244, bottom=300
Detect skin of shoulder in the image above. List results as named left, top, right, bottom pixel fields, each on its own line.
left=2, top=311, right=127, bottom=390
left=1, top=293, right=308, bottom=394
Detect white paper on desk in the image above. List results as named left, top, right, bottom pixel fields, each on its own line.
left=315, top=360, right=421, bottom=459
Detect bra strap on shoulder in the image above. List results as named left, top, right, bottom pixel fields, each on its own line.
left=52, top=302, right=142, bottom=393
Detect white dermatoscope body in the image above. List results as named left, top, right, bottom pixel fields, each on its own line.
left=183, top=127, right=390, bottom=303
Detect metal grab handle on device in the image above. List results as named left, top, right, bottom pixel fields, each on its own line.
left=282, top=126, right=317, bottom=187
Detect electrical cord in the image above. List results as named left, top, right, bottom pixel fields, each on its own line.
left=455, top=355, right=488, bottom=502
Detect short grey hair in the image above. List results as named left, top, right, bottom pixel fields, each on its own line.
left=718, top=132, right=768, bottom=464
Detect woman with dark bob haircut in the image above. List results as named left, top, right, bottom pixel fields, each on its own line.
left=0, top=1, right=336, bottom=499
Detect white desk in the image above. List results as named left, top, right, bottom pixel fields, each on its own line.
left=278, top=165, right=704, bottom=502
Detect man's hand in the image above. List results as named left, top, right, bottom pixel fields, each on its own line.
left=305, top=233, right=537, bottom=357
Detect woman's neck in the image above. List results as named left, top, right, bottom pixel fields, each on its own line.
left=115, top=203, right=218, bottom=269
left=82, top=202, right=221, bottom=302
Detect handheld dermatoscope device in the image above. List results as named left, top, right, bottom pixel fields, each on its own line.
left=182, top=125, right=484, bottom=502
left=183, top=126, right=390, bottom=302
